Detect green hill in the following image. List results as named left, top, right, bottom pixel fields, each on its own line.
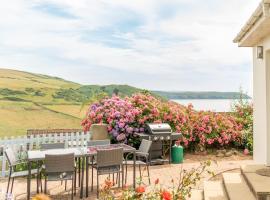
left=0, top=69, right=144, bottom=104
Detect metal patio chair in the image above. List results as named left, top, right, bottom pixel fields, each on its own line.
left=44, top=153, right=76, bottom=199
left=94, top=148, right=124, bottom=198
left=87, top=139, right=111, bottom=192
left=40, top=142, right=75, bottom=190
left=5, top=148, right=41, bottom=194
left=124, top=139, right=152, bottom=184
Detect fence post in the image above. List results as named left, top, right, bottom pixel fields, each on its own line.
left=29, top=135, right=34, bottom=150
left=65, top=133, right=69, bottom=148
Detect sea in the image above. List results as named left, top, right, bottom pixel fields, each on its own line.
left=172, top=99, right=251, bottom=112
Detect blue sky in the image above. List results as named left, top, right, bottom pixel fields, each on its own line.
left=0, top=0, right=261, bottom=95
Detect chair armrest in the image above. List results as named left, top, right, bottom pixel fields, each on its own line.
left=135, top=151, right=149, bottom=158
left=124, top=151, right=149, bottom=159
left=124, top=152, right=134, bottom=161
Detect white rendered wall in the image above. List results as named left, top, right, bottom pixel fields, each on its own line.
left=253, top=35, right=270, bottom=165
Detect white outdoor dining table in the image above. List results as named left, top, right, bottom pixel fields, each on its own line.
left=27, top=145, right=136, bottom=200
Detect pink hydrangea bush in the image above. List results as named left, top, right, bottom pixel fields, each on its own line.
left=185, top=110, right=242, bottom=149
left=82, top=93, right=243, bottom=149
left=82, top=96, right=143, bottom=143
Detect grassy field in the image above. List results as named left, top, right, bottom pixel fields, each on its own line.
left=0, top=100, right=82, bottom=137
left=0, top=69, right=83, bottom=137
left=0, top=68, right=79, bottom=90
left=44, top=104, right=88, bottom=119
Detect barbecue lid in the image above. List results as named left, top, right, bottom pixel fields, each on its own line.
left=145, top=123, right=172, bottom=134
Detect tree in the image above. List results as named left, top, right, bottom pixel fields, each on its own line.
left=113, top=88, right=119, bottom=96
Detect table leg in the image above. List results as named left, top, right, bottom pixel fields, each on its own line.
left=27, top=161, right=31, bottom=200
left=37, top=163, right=39, bottom=194
left=78, top=158, right=81, bottom=187
left=80, top=157, right=85, bottom=199
left=86, top=156, right=89, bottom=197
left=133, top=151, right=136, bottom=188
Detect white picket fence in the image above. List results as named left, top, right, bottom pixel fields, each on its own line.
left=0, top=131, right=91, bottom=177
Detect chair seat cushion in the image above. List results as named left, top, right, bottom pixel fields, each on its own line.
left=46, top=172, right=74, bottom=181
left=11, top=169, right=38, bottom=178
left=124, top=160, right=146, bottom=165
left=93, top=165, right=120, bottom=174
left=41, top=163, right=77, bottom=170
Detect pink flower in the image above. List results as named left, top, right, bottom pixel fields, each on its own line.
left=202, top=115, right=210, bottom=123
left=126, top=127, right=133, bottom=134
left=116, top=133, right=126, bottom=141
left=243, top=149, right=249, bottom=155
left=118, top=122, right=125, bottom=128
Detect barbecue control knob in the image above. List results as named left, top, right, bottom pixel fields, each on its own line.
left=154, top=136, right=158, bottom=141
left=160, top=136, right=164, bottom=140
left=166, top=136, right=170, bottom=140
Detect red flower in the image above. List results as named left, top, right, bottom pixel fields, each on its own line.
left=104, top=178, right=113, bottom=189
left=161, top=190, right=172, bottom=200
left=135, top=186, right=145, bottom=194
left=155, top=178, right=159, bottom=185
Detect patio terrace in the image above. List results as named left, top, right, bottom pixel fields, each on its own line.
left=0, top=160, right=253, bottom=200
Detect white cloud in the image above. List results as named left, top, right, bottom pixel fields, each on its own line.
left=0, top=0, right=260, bottom=94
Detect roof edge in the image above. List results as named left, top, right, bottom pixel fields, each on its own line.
left=233, top=2, right=263, bottom=43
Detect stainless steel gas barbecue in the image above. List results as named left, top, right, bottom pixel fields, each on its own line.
left=135, top=123, right=182, bottom=164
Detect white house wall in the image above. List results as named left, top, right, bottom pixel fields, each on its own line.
left=253, top=35, right=270, bottom=164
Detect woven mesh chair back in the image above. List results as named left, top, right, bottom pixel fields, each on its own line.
left=138, top=139, right=152, bottom=153
left=45, top=153, right=74, bottom=173
left=96, top=148, right=123, bottom=167
left=90, top=124, right=109, bottom=140
left=5, top=148, right=17, bottom=166
left=87, top=139, right=110, bottom=147
left=40, top=143, right=65, bottom=150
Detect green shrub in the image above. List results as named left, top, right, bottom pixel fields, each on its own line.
left=25, top=88, right=35, bottom=93
left=232, top=97, right=253, bottom=153
left=34, top=90, right=45, bottom=96
left=0, top=97, right=28, bottom=102
left=52, top=88, right=88, bottom=102
left=0, top=88, right=27, bottom=96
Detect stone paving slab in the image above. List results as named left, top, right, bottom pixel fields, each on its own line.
left=241, top=164, right=266, bottom=173
left=189, top=189, right=203, bottom=200
left=222, top=173, right=255, bottom=200
left=244, top=172, right=270, bottom=196
left=203, top=181, right=228, bottom=200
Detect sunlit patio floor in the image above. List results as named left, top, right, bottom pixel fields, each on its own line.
left=0, top=160, right=254, bottom=200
